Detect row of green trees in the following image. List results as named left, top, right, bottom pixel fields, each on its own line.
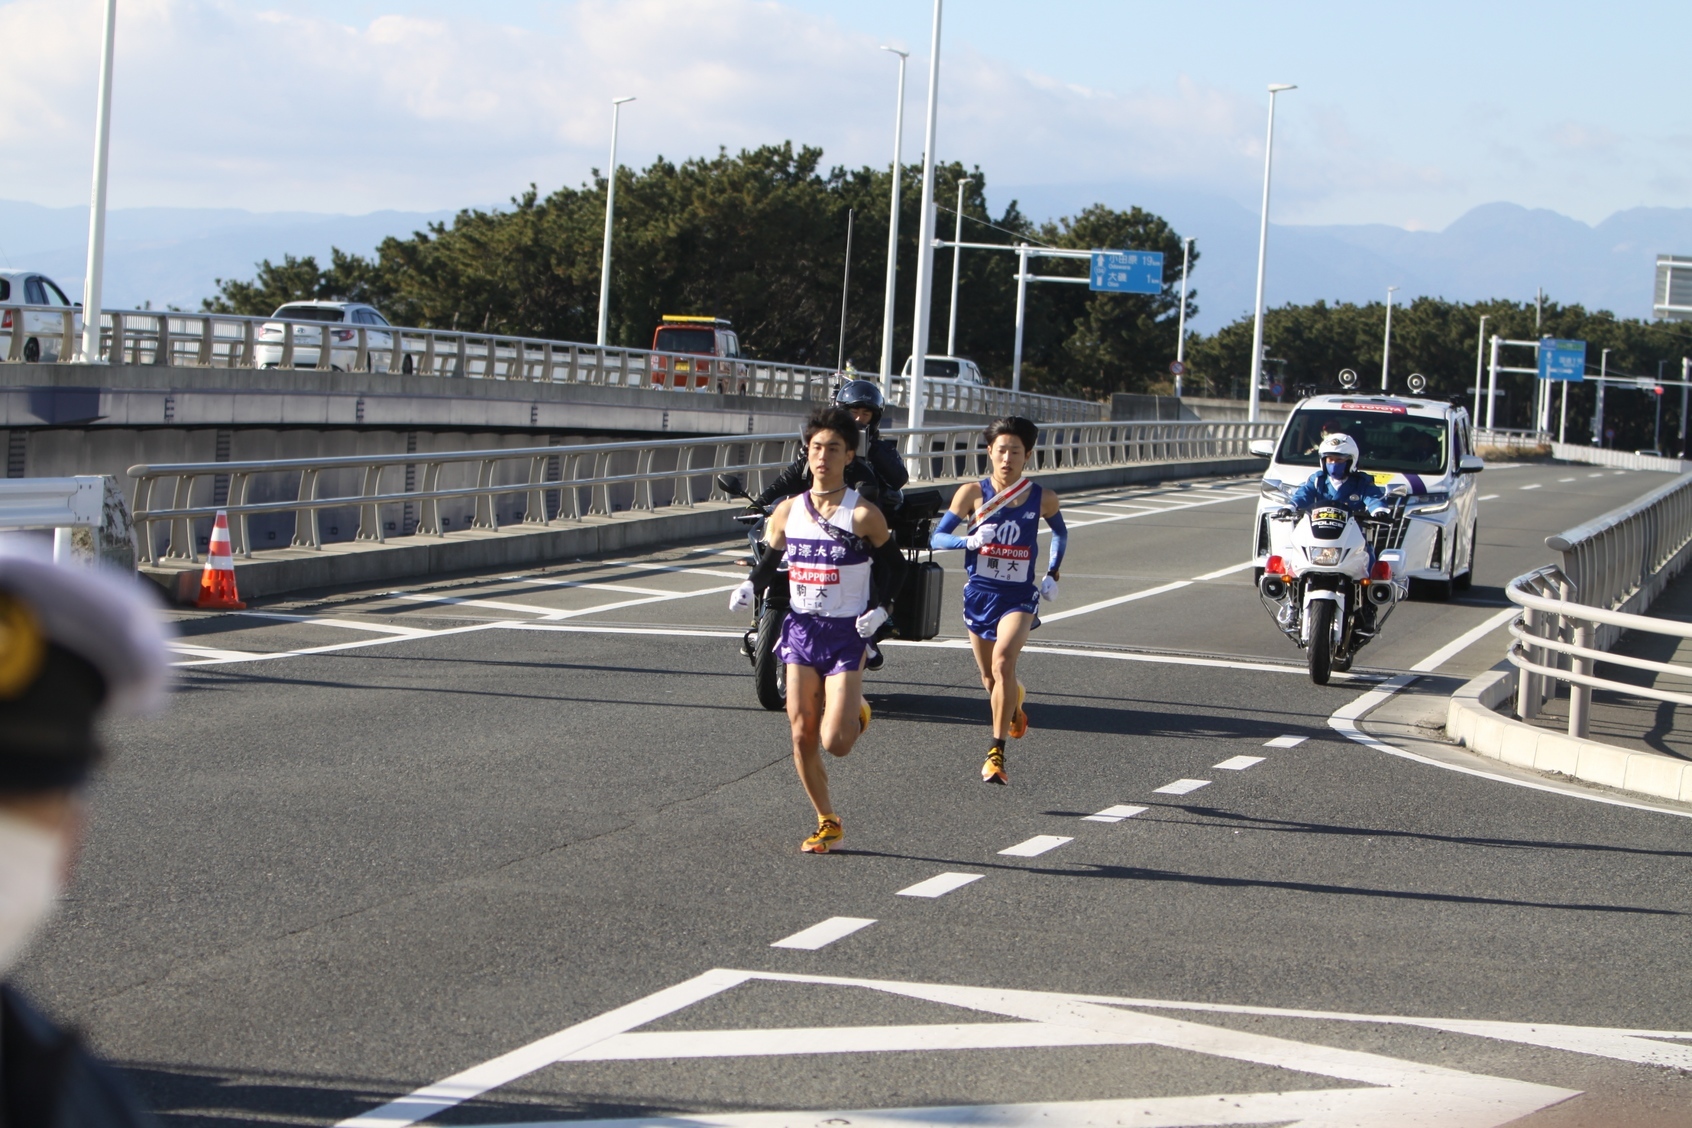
left=1184, top=297, right=1692, bottom=452
left=205, top=140, right=1689, bottom=451
left=206, top=143, right=1192, bottom=399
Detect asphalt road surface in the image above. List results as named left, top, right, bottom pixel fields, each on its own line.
left=17, top=461, right=1692, bottom=1128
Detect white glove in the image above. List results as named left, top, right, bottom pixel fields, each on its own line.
left=1039, top=575, right=1059, bottom=603
left=855, top=605, right=889, bottom=639
left=728, top=580, right=755, bottom=612
left=965, top=523, right=998, bottom=551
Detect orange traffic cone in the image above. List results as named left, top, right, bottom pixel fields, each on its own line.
left=196, top=510, right=246, bottom=610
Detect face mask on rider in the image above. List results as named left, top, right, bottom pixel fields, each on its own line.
left=1324, top=458, right=1349, bottom=481
left=0, top=809, right=66, bottom=976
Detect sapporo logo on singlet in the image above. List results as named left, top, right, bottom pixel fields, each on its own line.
left=789, top=539, right=849, bottom=598
left=977, top=521, right=1033, bottom=582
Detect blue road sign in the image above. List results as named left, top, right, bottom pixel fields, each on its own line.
left=1538, top=338, right=1586, bottom=381
left=1089, top=251, right=1164, bottom=294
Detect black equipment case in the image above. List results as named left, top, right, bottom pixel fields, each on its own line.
left=893, top=560, right=944, bottom=640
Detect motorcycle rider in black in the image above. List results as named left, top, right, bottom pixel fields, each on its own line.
left=753, top=379, right=909, bottom=510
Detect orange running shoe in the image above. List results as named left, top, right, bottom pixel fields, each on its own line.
left=1009, top=682, right=1028, bottom=739
left=802, top=815, right=843, bottom=853
left=859, top=699, right=872, bottom=735
left=981, top=747, right=1008, bottom=785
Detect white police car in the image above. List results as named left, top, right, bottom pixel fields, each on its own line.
left=1249, top=392, right=1485, bottom=599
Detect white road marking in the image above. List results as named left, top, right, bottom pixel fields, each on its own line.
left=395, top=583, right=740, bottom=622
left=509, top=577, right=680, bottom=596
left=501, top=623, right=744, bottom=639
left=1264, top=734, right=1308, bottom=748
left=1214, top=755, right=1265, bottom=770
left=348, top=969, right=1592, bottom=1128
left=1330, top=605, right=1692, bottom=819
left=1589, top=472, right=1605, bottom=478
left=999, top=835, right=1072, bottom=857
left=1061, top=490, right=1257, bottom=529
left=1153, top=778, right=1211, bottom=795
left=896, top=872, right=984, bottom=898
left=167, top=641, right=264, bottom=663
left=1558, top=477, right=1577, bottom=482
left=611, top=560, right=751, bottom=579
left=238, top=612, right=433, bottom=637
left=1192, top=560, right=1256, bottom=581
left=770, top=917, right=876, bottom=950
left=1478, top=493, right=1500, bottom=501
left=1520, top=483, right=1542, bottom=490
left=1614, top=470, right=1629, bottom=475
left=1082, top=804, right=1148, bottom=823
left=1038, top=580, right=1192, bottom=622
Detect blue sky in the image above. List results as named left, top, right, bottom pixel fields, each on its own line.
left=1, top=0, right=1686, bottom=230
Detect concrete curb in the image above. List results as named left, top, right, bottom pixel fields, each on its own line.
left=143, top=456, right=1264, bottom=604
left=1445, top=664, right=1692, bottom=803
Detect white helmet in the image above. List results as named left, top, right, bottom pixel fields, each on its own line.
left=1318, top=432, right=1360, bottom=474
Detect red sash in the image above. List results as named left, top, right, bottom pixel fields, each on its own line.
left=969, top=477, right=1032, bottom=533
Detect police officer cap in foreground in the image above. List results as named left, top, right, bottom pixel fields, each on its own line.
left=0, top=548, right=171, bottom=1128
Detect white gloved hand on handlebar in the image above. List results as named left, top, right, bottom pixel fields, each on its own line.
left=964, top=523, right=998, bottom=551
left=728, top=580, right=756, bottom=612
left=855, top=605, right=889, bottom=639
left=1039, top=575, right=1059, bottom=603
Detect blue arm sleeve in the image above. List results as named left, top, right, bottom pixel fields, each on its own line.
left=1045, top=511, right=1067, bottom=574
left=930, top=510, right=968, bottom=550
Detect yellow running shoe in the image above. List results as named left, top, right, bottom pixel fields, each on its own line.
left=859, top=699, right=872, bottom=735
left=802, top=815, right=843, bottom=853
left=981, top=747, right=1008, bottom=785
left=1009, top=682, right=1028, bottom=739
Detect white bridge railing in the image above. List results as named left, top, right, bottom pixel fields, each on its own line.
left=1506, top=472, right=1692, bottom=736
left=126, top=420, right=1276, bottom=565
left=0, top=301, right=1103, bottom=423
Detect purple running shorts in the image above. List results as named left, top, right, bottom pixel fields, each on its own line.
left=778, top=610, right=867, bottom=677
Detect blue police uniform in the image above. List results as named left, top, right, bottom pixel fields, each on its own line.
left=1290, top=470, right=1387, bottom=516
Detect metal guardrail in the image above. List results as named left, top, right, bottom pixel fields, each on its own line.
left=1474, top=427, right=1550, bottom=454
left=1505, top=471, right=1692, bottom=736
left=1549, top=441, right=1691, bottom=474
left=126, top=420, right=1276, bottom=564
left=0, top=301, right=1103, bottom=423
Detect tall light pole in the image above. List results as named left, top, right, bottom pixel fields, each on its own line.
left=906, top=0, right=944, bottom=434
left=1471, top=314, right=1488, bottom=424
left=1380, top=285, right=1399, bottom=391
left=877, top=46, right=909, bottom=385
left=1247, top=83, right=1295, bottom=423
left=1174, top=236, right=1192, bottom=398
left=1593, top=347, right=1609, bottom=446
left=945, top=176, right=972, bottom=356
left=596, top=95, right=635, bottom=349
left=79, top=0, right=119, bottom=364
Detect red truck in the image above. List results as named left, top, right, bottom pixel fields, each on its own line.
left=650, top=315, right=744, bottom=390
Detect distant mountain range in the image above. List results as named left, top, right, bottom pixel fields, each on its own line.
left=5, top=194, right=1688, bottom=334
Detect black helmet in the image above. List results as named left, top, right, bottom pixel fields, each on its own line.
left=835, top=378, right=885, bottom=424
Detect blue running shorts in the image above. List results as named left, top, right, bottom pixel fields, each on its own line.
left=778, top=611, right=868, bottom=676
left=962, top=582, right=1040, bottom=642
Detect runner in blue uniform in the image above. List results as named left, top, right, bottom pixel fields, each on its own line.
left=730, top=407, right=906, bottom=852
left=929, top=417, right=1067, bottom=784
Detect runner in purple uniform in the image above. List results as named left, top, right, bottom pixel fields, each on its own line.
left=930, top=417, right=1067, bottom=784
left=729, top=407, right=905, bottom=853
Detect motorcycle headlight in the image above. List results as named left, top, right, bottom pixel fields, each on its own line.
left=1307, top=546, right=1345, bottom=566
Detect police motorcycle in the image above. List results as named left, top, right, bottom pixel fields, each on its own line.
left=716, top=471, right=944, bottom=711
left=1258, top=486, right=1409, bottom=685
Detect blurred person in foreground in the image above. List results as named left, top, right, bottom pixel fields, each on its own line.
left=0, top=549, right=171, bottom=1127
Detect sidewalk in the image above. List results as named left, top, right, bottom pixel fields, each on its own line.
left=1520, top=569, right=1692, bottom=763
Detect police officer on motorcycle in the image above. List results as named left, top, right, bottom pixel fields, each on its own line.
left=753, top=379, right=909, bottom=510
left=1287, top=432, right=1393, bottom=635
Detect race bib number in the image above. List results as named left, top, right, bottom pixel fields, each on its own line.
left=977, top=540, right=1033, bottom=584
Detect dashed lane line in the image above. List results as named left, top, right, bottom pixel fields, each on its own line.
left=1081, top=805, right=1147, bottom=823
left=1520, top=483, right=1542, bottom=490
left=1060, top=490, right=1258, bottom=530
left=1152, top=778, right=1211, bottom=795
left=998, top=835, right=1072, bottom=858
left=1478, top=493, right=1501, bottom=501
left=1264, top=735, right=1308, bottom=748
left=770, top=918, right=876, bottom=950
left=1191, top=560, right=1256, bottom=581
left=896, top=872, right=984, bottom=898
left=1213, top=756, right=1265, bottom=770
left=1558, top=477, right=1577, bottom=483
left=1037, top=580, right=1193, bottom=623
left=1589, top=472, right=1605, bottom=478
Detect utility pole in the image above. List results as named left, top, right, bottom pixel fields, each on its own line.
left=876, top=46, right=908, bottom=385
left=1471, top=314, right=1488, bottom=424
left=906, top=0, right=944, bottom=434
left=1174, top=237, right=1192, bottom=398
left=1381, top=286, right=1398, bottom=391
left=945, top=176, right=972, bottom=356
left=596, top=96, right=636, bottom=348
left=79, top=0, right=119, bottom=363
left=836, top=209, right=854, bottom=371
left=1593, top=348, right=1608, bottom=446
left=1248, top=84, right=1296, bottom=423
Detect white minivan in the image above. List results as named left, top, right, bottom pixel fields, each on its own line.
left=0, top=271, right=82, bottom=362
left=1250, top=393, right=1485, bottom=599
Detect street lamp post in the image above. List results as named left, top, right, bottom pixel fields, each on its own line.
left=1247, top=83, right=1295, bottom=423
left=1471, top=314, right=1489, bottom=424
left=79, top=0, right=119, bottom=364
left=877, top=46, right=909, bottom=386
left=945, top=176, right=972, bottom=356
left=1594, top=348, right=1608, bottom=446
left=1380, top=286, right=1398, bottom=391
left=596, top=96, right=635, bottom=349
left=1174, top=236, right=1192, bottom=398
left=906, top=0, right=944, bottom=435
